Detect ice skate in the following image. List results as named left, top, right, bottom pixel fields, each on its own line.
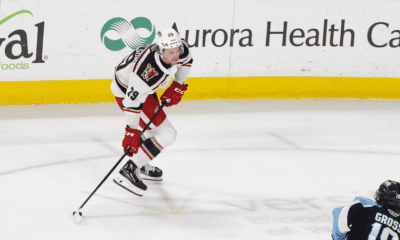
left=113, top=160, right=147, bottom=197
left=140, top=163, right=163, bottom=181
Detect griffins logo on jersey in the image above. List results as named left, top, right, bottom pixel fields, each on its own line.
left=141, top=63, right=159, bottom=81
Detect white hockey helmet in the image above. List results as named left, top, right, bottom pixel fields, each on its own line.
left=155, top=28, right=182, bottom=52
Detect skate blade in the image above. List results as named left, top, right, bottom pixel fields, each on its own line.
left=142, top=176, right=163, bottom=181
left=140, top=171, right=163, bottom=181
left=113, top=177, right=144, bottom=197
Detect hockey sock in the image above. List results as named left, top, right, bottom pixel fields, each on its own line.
left=131, top=137, right=163, bottom=168
left=140, top=137, right=163, bottom=160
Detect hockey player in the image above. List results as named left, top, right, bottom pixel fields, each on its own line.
left=332, top=180, right=400, bottom=240
left=110, top=27, right=193, bottom=196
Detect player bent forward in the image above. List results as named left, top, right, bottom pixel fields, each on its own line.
left=332, top=180, right=400, bottom=240
left=110, top=28, right=193, bottom=197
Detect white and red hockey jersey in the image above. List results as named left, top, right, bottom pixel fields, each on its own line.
left=111, top=40, right=193, bottom=128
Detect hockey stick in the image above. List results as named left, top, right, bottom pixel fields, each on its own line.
left=73, top=101, right=167, bottom=224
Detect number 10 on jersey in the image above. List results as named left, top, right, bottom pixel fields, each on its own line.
left=369, top=223, right=399, bottom=240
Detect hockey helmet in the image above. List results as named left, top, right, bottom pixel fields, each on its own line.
left=155, top=28, right=181, bottom=52
left=375, top=180, right=400, bottom=209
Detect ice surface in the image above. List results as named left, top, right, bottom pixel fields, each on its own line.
left=1, top=99, right=399, bottom=240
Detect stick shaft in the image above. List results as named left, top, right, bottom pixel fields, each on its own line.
left=79, top=150, right=128, bottom=209
left=78, top=101, right=167, bottom=209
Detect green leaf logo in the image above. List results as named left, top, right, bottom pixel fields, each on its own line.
left=100, top=17, right=156, bottom=51
left=0, top=10, right=33, bottom=25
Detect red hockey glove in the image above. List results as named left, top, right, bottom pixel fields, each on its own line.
left=122, top=126, right=142, bottom=157
left=161, top=81, right=188, bottom=107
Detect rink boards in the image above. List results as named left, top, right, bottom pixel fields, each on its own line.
left=1, top=0, right=400, bottom=104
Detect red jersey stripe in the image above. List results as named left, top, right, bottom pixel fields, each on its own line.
left=123, top=109, right=141, bottom=114
left=116, top=74, right=128, bottom=88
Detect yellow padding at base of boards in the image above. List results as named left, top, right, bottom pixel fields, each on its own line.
left=0, top=76, right=399, bottom=105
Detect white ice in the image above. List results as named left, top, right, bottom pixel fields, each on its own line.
left=1, top=99, right=400, bottom=240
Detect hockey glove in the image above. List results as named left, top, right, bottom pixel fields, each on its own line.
left=122, top=126, right=142, bottom=157
left=160, top=81, right=188, bottom=107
